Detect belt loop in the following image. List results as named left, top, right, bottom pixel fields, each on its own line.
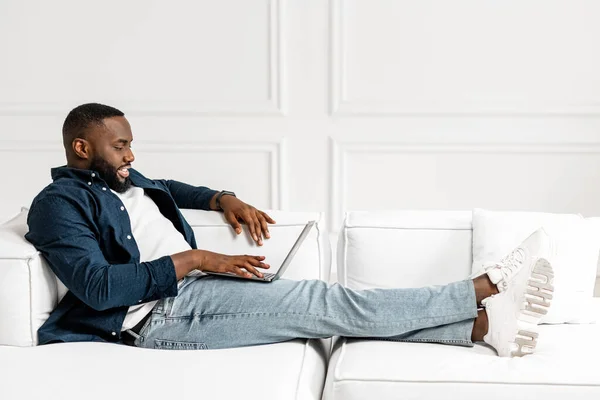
left=154, top=298, right=166, bottom=314
left=164, top=297, right=175, bottom=316
left=154, top=297, right=173, bottom=316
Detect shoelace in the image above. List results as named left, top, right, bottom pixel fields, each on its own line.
left=486, top=247, right=526, bottom=281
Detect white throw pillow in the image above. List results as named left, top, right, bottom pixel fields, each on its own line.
left=472, top=209, right=600, bottom=324
left=0, top=208, right=66, bottom=347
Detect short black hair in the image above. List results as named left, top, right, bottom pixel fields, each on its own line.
left=62, top=103, right=124, bottom=141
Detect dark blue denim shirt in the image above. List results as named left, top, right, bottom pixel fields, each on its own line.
left=25, top=166, right=218, bottom=344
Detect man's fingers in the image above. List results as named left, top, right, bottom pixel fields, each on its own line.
left=240, top=211, right=258, bottom=242
left=225, top=211, right=242, bottom=234
left=253, top=215, right=262, bottom=245
left=242, top=256, right=261, bottom=266
left=261, top=211, right=276, bottom=224
left=242, top=262, right=262, bottom=278
left=231, top=266, right=252, bottom=278
left=244, top=211, right=262, bottom=245
left=239, top=256, right=270, bottom=271
left=247, top=256, right=270, bottom=270
left=257, top=213, right=270, bottom=239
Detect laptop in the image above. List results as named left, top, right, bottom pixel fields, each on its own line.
left=204, top=220, right=316, bottom=282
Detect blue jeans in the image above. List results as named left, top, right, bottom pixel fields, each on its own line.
left=130, top=276, right=478, bottom=350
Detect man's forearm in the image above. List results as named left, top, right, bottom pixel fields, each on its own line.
left=161, top=180, right=219, bottom=210
left=171, top=249, right=204, bottom=280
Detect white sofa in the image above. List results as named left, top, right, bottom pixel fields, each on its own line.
left=0, top=209, right=331, bottom=400
left=323, top=211, right=600, bottom=400
left=2, top=209, right=600, bottom=400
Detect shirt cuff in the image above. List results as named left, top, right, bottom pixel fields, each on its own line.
left=146, top=255, right=179, bottom=298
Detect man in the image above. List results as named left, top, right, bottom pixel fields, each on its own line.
left=26, top=103, right=554, bottom=357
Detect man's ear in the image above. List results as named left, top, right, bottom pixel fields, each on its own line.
left=72, top=138, right=91, bottom=160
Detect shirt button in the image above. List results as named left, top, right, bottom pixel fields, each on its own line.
left=91, top=173, right=96, bottom=178
left=120, top=206, right=125, bottom=211
left=102, top=187, right=107, bottom=191
left=138, top=300, right=142, bottom=303
left=127, top=235, right=132, bottom=240
left=87, top=182, right=92, bottom=186
left=111, top=332, right=116, bottom=336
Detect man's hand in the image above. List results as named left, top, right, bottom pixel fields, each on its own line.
left=198, top=250, right=270, bottom=278
left=219, top=196, right=276, bottom=246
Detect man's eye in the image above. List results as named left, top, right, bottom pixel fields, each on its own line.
left=114, top=147, right=123, bottom=150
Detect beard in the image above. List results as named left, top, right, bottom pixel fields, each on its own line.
left=89, top=156, right=132, bottom=193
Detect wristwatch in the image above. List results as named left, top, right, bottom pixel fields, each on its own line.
left=215, top=190, right=236, bottom=211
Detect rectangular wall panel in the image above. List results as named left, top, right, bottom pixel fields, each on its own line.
left=132, top=142, right=284, bottom=210
left=331, top=0, right=600, bottom=115
left=0, top=0, right=284, bottom=115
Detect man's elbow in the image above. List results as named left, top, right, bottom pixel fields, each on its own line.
left=78, top=292, right=114, bottom=311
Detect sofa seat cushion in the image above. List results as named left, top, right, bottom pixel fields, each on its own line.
left=323, top=299, right=600, bottom=400
left=0, top=339, right=328, bottom=400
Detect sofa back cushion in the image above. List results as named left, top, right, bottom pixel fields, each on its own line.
left=338, top=211, right=473, bottom=289
left=0, top=209, right=329, bottom=347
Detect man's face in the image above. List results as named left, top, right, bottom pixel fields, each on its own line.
left=86, top=116, right=135, bottom=193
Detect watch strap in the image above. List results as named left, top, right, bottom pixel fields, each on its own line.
left=216, top=190, right=236, bottom=211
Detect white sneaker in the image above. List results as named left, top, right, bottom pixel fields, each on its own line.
left=475, top=228, right=553, bottom=293
left=482, top=258, right=554, bottom=357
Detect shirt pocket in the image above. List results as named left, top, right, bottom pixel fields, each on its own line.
left=154, top=339, right=207, bottom=350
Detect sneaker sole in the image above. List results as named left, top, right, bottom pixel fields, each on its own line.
left=511, top=258, right=554, bottom=357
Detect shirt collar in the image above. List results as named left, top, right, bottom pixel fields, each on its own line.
left=50, top=166, right=152, bottom=188
left=51, top=165, right=99, bottom=181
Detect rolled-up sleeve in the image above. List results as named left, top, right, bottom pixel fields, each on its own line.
left=25, top=197, right=178, bottom=311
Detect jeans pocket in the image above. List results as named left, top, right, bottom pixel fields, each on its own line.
left=154, top=339, right=208, bottom=350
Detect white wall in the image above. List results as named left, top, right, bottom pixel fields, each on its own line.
left=2, top=0, right=600, bottom=288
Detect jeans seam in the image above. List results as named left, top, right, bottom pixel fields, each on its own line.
left=154, top=338, right=208, bottom=350
left=394, top=338, right=471, bottom=345
left=371, top=337, right=471, bottom=345
left=163, top=310, right=475, bottom=328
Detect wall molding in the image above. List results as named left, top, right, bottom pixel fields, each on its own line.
left=137, top=140, right=288, bottom=210
left=0, top=0, right=286, bottom=117
left=329, top=139, right=600, bottom=230
left=0, top=139, right=288, bottom=210
left=329, top=0, right=600, bottom=117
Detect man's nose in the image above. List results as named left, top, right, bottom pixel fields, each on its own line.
left=125, top=149, right=135, bottom=163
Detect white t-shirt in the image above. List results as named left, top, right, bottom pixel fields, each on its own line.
left=113, top=186, right=195, bottom=331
